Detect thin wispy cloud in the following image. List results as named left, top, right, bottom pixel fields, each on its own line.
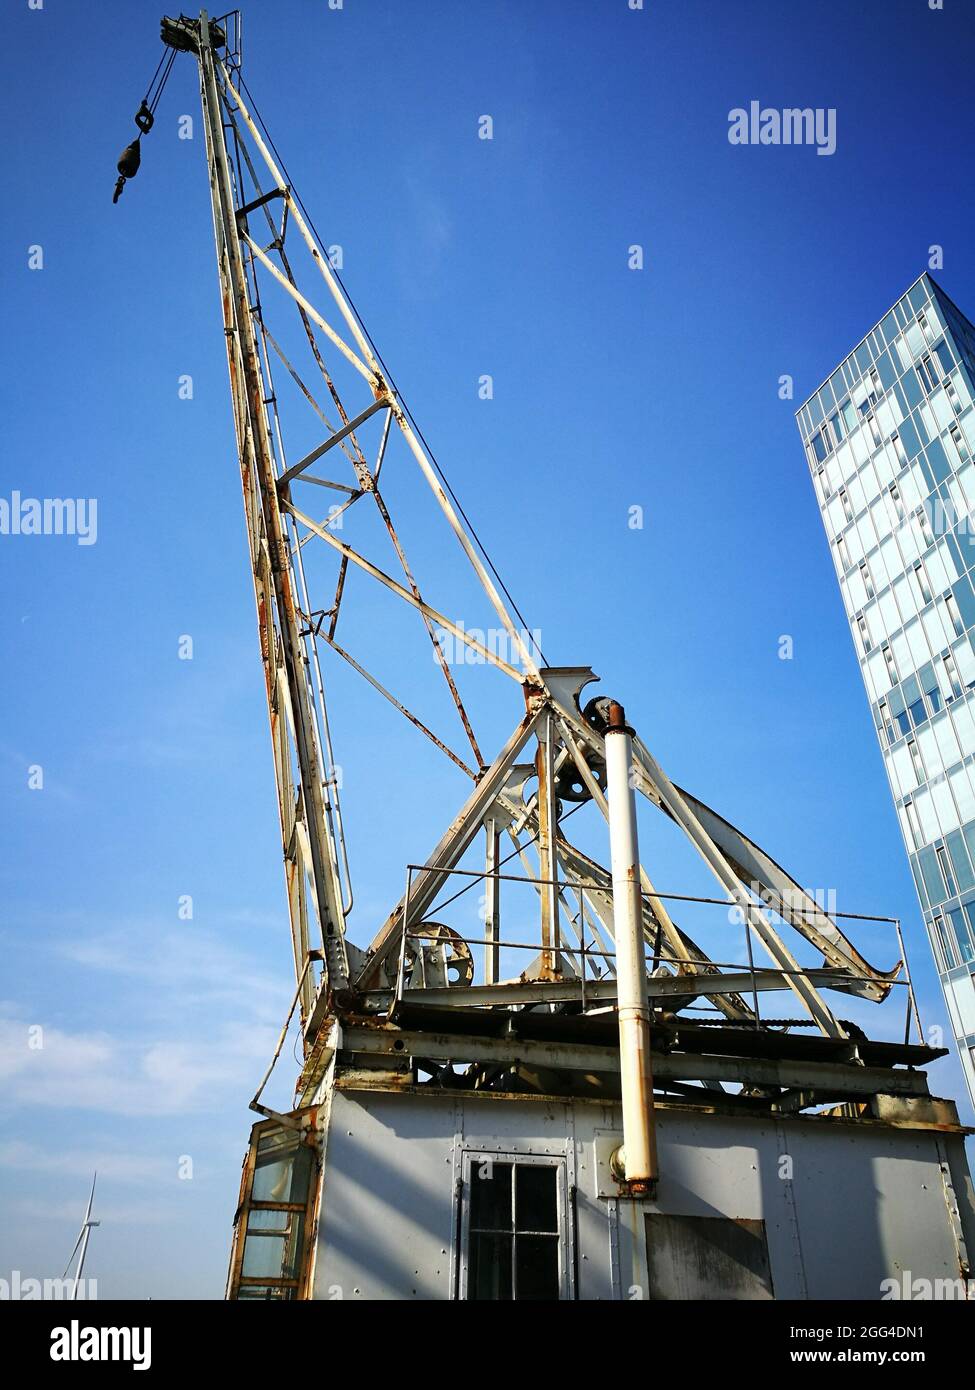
left=0, top=1010, right=276, bottom=1118
left=0, top=1139, right=172, bottom=1187
left=55, top=924, right=290, bottom=1021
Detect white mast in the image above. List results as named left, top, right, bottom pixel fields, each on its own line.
left=63, top=1172, right=99, bottom=1301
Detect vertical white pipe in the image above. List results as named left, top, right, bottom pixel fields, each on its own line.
left=484, top=818, right=501, bottom=985
left=605, top=703, right=658, bottom=1191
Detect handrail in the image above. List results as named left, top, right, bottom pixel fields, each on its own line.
left=394, top=863, right=922, bottom=1042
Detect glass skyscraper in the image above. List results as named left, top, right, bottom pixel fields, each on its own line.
left=797, top=273, right=975, bottom=1108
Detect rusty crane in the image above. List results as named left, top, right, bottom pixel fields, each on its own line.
left=113, top=10, right=975, bottom=1301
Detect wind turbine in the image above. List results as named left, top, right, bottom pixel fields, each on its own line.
left=63, top=1172, right=99, bottom=1300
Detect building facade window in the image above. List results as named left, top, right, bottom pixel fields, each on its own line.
left=932, top=912, right=957, bottom=971
left=941, top=652, right=963, bottom=700
left=917, top=355, right=939, bottom=394
left=913, top=560, right=933, bottom=605
left=944, top=592, right=964, bottom=637
left=936, top=844, right=958, bottom=898
left=904, top=797, right=922, bottom=849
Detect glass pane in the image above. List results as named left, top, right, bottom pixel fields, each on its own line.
left=241, top=1211, right=305, bottom=1281
left=241, top=1234, right=290, bottom=1281
left=246, top=1208, right=291, bottom=1232
left=470, top=1162, right=512, bottom=1231
left=951, top=906, right=975, bottom=964
left=515, top=1165, right=558, bottom=1233
left=947, top=830, right=975, bottom=894
left=469, top=1233, right=513, bottom=1299
left=515, top=1234, right=560, bottom=1300
left=237, top=1284, right=296, bottom=1301
left=252, top=1129, right=313, bottom=1205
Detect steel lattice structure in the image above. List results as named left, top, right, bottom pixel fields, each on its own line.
left=138, top=9, right=914, bottom=1059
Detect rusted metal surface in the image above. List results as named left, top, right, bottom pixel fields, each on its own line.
left=199, top=14, right=350, bottom=1018
left=338, top=1023, right=935, bottom=1100
left=360, top=966, right=858, bottom=1012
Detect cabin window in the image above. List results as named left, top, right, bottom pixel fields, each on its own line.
left=227, top=1115, right=320, bottom=1301
left=459, top=1154, right=570, bottom=1300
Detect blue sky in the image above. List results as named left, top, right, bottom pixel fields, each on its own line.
left=2, top=0, right=974, bottom=1299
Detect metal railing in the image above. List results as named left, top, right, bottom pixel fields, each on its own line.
left=394, top=864, right=923, bottom=1044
